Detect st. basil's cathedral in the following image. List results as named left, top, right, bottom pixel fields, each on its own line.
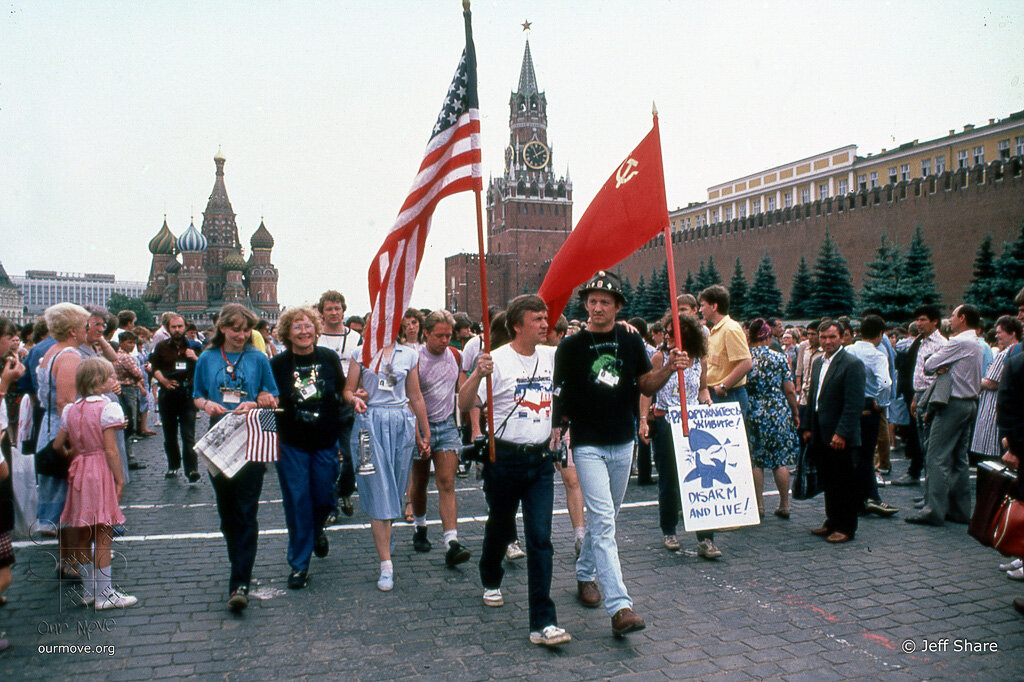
left=142, top=151, right=280, bottom=323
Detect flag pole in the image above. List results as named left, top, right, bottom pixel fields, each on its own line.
left=654, top=102, right=690, bottom=437
left=464, top=0, right=497, bottom=462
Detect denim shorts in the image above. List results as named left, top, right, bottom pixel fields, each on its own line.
left=429, top=416, right=462, bottom=453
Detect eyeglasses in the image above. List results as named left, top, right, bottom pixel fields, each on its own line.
left=291, top=323, right=316, bottom=331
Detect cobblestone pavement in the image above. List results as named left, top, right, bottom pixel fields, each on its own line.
left=2, top=427, right=1021, bottom=680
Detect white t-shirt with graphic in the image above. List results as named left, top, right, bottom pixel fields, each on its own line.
left=480, top=344, right=554, bottom=445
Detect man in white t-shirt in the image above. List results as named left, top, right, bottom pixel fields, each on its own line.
left=458, top=295, right=570, bottom=648
left=317, top=290, right=358, bottom=518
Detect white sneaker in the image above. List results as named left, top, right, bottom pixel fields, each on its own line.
left=999, top=558, right=1023, bottom=571
left=529, top=625, right=571, bottom=647
left=482, top=588, right=503, bottom=607
left=377, top=570, right=394, bottom=592
left=1007, top=567, right=1024, bottom=581
left=505, top=541, right=526, bottom=561
left=94, top=590, right=138, bottom=610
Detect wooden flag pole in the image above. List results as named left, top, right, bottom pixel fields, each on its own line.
left=473, top=187, right=497, bottom=461
left=654, top=103, right=690, bottom=437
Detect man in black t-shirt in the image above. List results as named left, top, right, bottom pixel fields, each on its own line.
left=552, top=271, right=685, bottom=638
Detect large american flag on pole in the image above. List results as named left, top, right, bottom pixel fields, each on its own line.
left=362, top=6, right=482, bottom=368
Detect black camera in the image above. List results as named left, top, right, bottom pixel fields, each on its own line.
left=460, top=435, right=490, bottom=464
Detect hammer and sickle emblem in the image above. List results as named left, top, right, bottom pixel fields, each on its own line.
left=615, top=158, right=639, bottom=188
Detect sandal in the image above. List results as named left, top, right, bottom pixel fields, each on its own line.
left=774, top=507, right=791, bottom=519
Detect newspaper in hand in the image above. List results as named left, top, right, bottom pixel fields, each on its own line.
left=194, top=412, right=249, bottom=478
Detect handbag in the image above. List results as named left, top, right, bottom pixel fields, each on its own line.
left=33, top=349, right=71, bottom=479
left=791, top=441, right=822, bottom=500
left=991, top=494, right=1024, bottom=557
left=970, top=460, right=1018, bottom=546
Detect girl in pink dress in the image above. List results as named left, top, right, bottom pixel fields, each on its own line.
left=54, top=358, right=136, bottom=610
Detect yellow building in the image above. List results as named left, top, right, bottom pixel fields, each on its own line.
left=669, top=109, right=1024, bottom=231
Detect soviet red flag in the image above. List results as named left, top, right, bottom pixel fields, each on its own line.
left=538, top=115, right=669, bottom=326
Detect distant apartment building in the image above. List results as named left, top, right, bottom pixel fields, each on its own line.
left=13, top=270, right=146, bottom=318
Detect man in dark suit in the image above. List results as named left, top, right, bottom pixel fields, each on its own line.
left=997, top=350, right=1024, bottom=616
left=801, top=319, right=867, bottom=543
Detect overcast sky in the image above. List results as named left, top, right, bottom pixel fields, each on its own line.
left=3, top=1, right=1022, bottom=314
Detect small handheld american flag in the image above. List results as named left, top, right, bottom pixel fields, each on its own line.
left=245, top=408, right=279, bottom=462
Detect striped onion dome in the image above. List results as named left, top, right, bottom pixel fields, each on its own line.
left=221, top=249, right=247, bottom=271
left=165, top=259, right=181, bottom=274
left=250, top=219, right=274, bottom=249
left=175, top=220, right=208, bottom=253
left=148, top=218, right=176, bottom=255
left=141, top=290, right=161, bottom=302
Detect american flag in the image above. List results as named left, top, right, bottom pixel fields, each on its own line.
left=245, top=408, right=279, bottom=462
left=362, top=7, right=482, bottom=368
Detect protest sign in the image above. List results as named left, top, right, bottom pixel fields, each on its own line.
left=669, top=402, right=760, bottom=532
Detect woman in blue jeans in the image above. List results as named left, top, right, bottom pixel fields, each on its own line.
left=639, top=312, right=711, bottom=551
left=269, top=306, right=344, bottom=590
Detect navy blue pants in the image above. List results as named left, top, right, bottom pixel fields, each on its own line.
left=277, top=442, right=339, bottom=572
left=479, top=443, right=557, bottom=632
left=210, top=461, right=266, bottom=593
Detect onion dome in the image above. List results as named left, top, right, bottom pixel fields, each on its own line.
left=176, top=220, right=208, bottom=253
left=250, top=219, right=274, bottom=249
left=148, top=217, right=176, bottom=255
left=165, top=259, right=181, bottom=274
left=222, top=249, right=247, bottom=271
left=141, top=290, right=161, bottom=303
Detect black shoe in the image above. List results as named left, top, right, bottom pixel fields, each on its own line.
left=325, top=509, right=338, bottom=527
left=456, top=464, right=469, bottom=479
left=314, top=531, right=329, bottom=558
left=164, top=469, right=179, bottom=479
left=228, top=585, right=249, bottom=612
left=413, top=526, right=432, bottom=552
left=445, top=540, right=471, bottom=568
left=339, top=496, right=354, bottom=517
left=127, top=459, right=146, bottom=470
left=287, top=570, right=308, bottom=589
left=187, top=471, right=201, bottom=483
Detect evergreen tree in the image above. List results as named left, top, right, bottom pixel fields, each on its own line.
left=728, top=258, right=749, bottom=321
left=705, top=255, right=721, bottom=287
left=809, top=231, right=855, bottom=318
left=964, top=234, right=1002, bottom=321
left=565, top=290, right=587, bottom=322
left=638, top=269, right=664, bottom=321
left=618, top=276, right=634, bottom=320
left=746, top=253, right=784, bottom=319
left=785, top=256, right=815, bottom=319
left=695, top=260, right=710, bottom=292
left=859, top=234, right=912, bottom=321
left=683, top=270, right=696, bottom=297
left=993, top=221, right=1024, bottom=310
left=901, top=225, right=939, bottom=308
left=650, top=264, right=671, bottom=320
left=633, top=275, right=648, bottom=321
left=106, top=293, right=155, bottom=328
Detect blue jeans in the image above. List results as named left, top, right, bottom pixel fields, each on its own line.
left=479, top=442, right=557, bottom=632
left=574, top=441, right=633, bottom=616
left=277, top=442, right=339, bottom=572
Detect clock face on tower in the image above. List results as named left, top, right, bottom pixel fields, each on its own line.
left=522, top=141, right=549, bottom=169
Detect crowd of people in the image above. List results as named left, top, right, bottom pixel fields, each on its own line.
left=0, top=274, right=1023, bottom=650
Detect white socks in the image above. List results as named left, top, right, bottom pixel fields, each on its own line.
left=95, top=564, right=113, bottom=597
left=380, top=560, right=393, bottom=575
left=414, top=515, right=427, bottom=528
left=79, top=563, right=95, bottom=601
left=443, top=530, right=458, bottom=546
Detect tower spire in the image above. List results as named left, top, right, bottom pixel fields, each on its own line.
left=517, top=38, right=539, bottom=96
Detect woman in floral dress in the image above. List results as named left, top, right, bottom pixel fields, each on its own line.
left=745, top=319, right=799, bottom=518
